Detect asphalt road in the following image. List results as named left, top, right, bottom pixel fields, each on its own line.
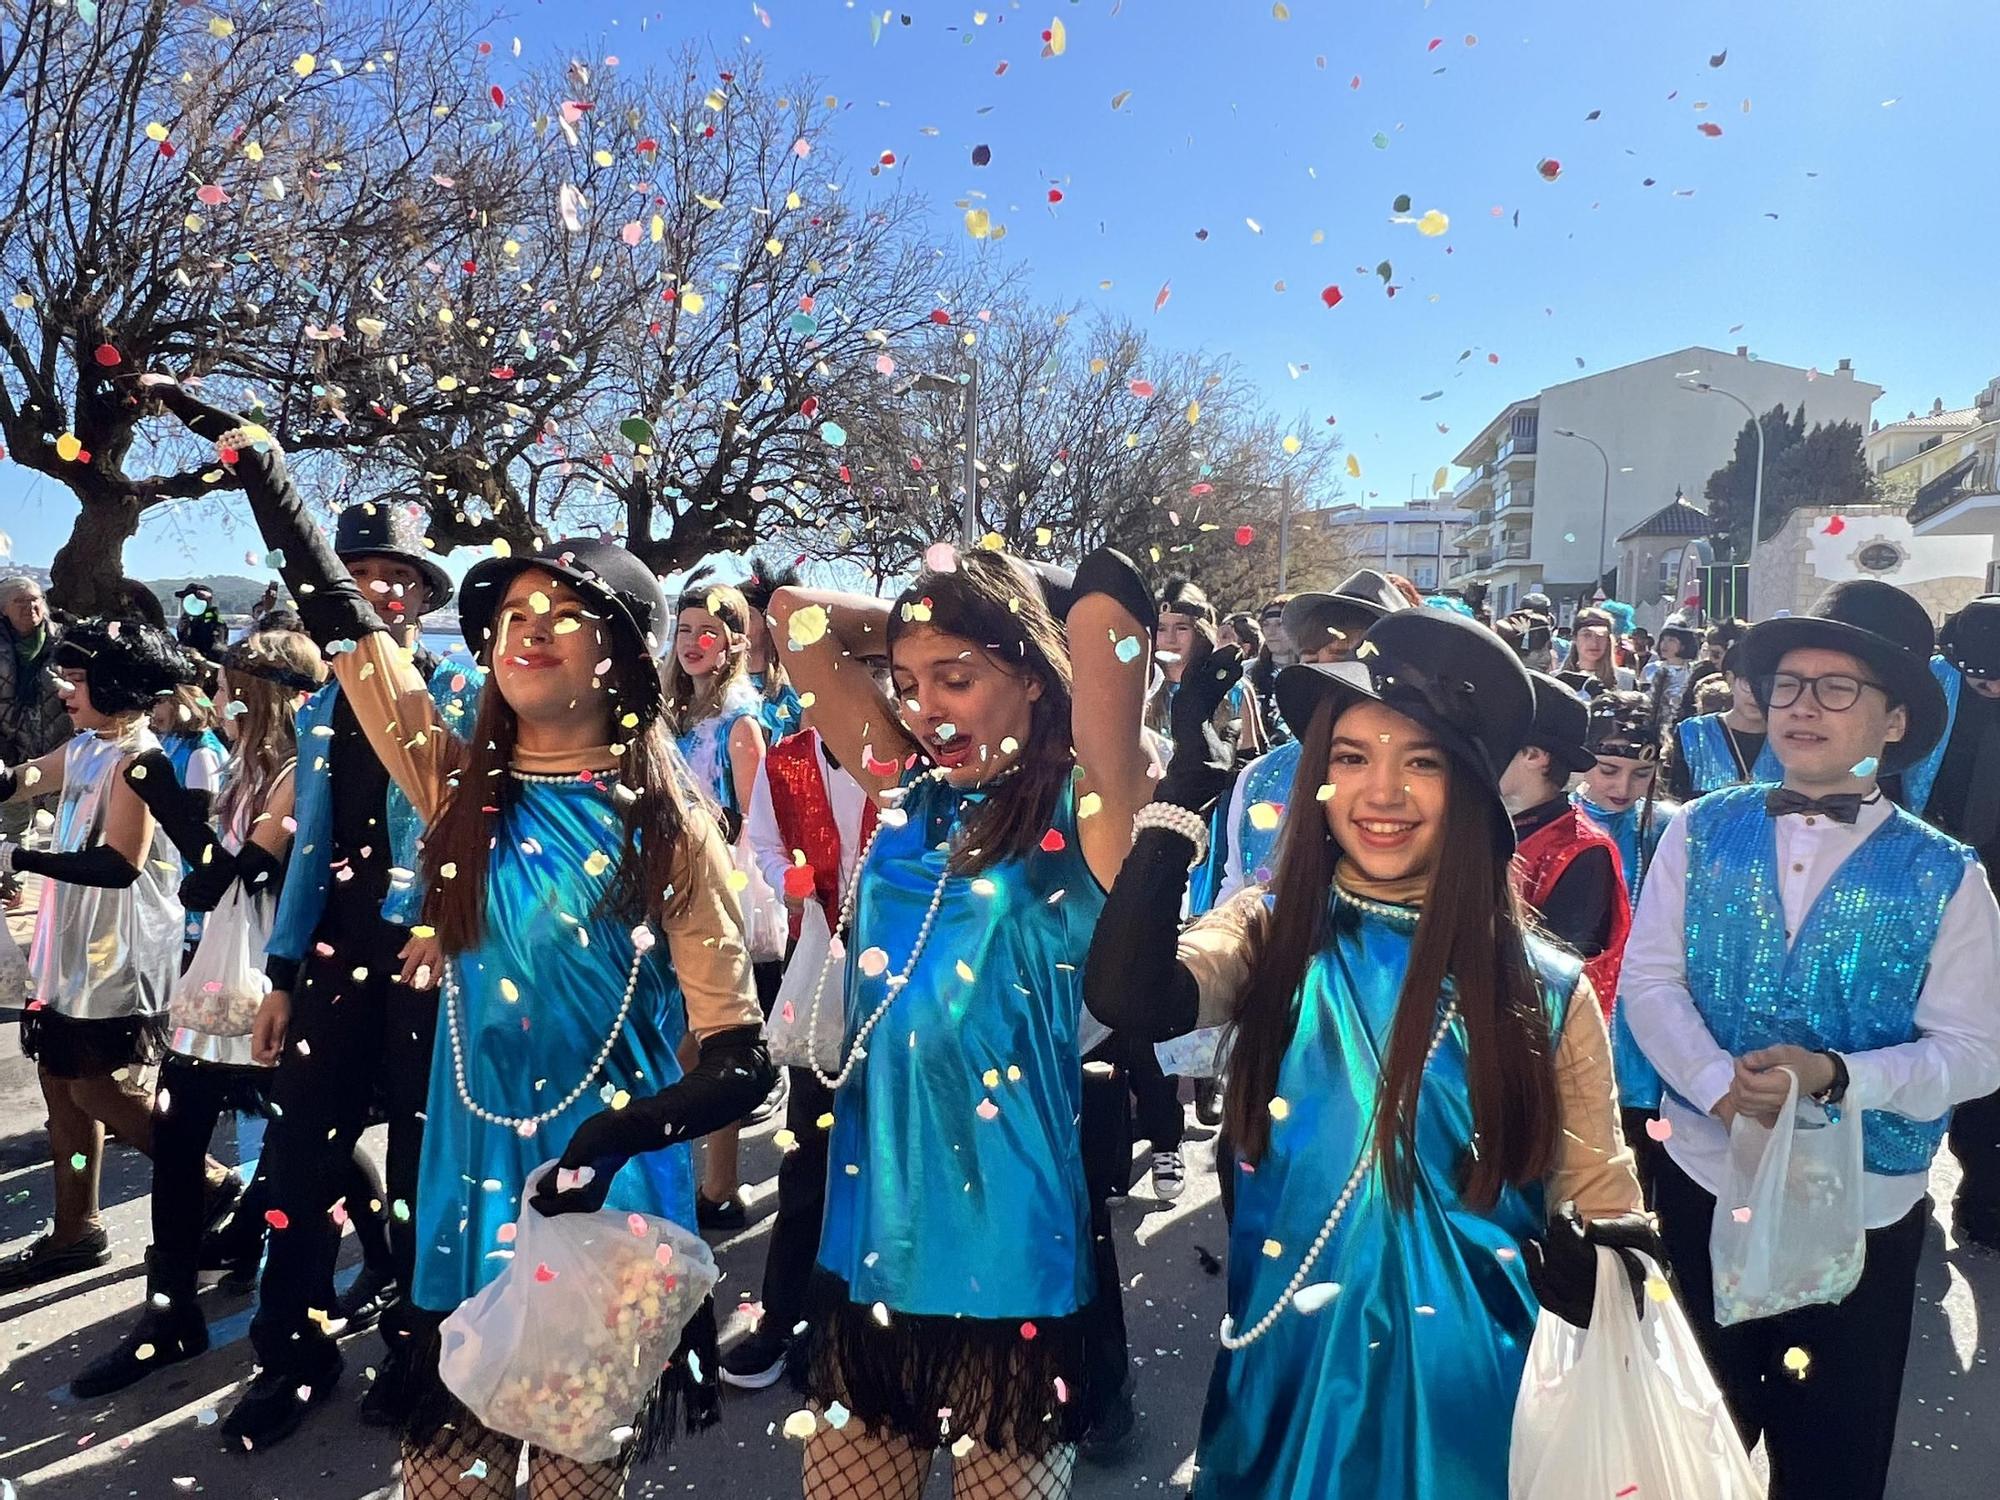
left=3, top=879, right=1996, bottom=1498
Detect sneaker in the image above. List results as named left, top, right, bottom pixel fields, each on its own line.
left=696, top=1192, right=747, bottom=1232
left=71, top=1295, right=209, bottom=1398
left=0, top=1226, right=111, bottom=1292
left=333, top=1266, right=399, bottom=1335
left=719, top=1328, right=790, bottom=1390
left=219, top=1346, right=343, bottom=1452
left=747, top=1071, right=789, bottom=1125
left=1194, top=1079, right=1224, bottom=1127
left=1151, top=1150, right=1185, bottom=1201
left=1078, top=1383, right=1137, bottom=1464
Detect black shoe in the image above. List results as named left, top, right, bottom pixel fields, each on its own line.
left=1194, top=1079, right=1224, bottom=1127
left=1079, top=1384, right=1137, bottom=1465
left=358, top=1349, right=411, bottom=1428
left=333, top=1266, right=399, bottom=1335
left=219, top=1347, right=343, bottom=1452
left=719, top=1328, right=790, bottom=1390
left=696, top=1193, right=746, bottom=1232
left=747, top=1071, right=789, bottom=1125
left=72, top=1293, right=209, bottom=1398
left=0, top=1226, right=111, bottom=1292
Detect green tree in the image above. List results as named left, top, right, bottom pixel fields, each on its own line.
left=1702, top=404, right=1877, bottom=558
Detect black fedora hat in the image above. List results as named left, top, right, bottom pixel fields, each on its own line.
left=1940, top=595, right=2000, bottom=679
left=1526, top=670, right=1597, bottom=775
left=1739, top=579, right=1945, bottom=773
left=1276, top=609, right=1535, bottom=849
left=459, top=536, right=669, bottom=667
left=1281, top=567, right=1408, bottom=658
left=333, top=502, right=454, bottom=612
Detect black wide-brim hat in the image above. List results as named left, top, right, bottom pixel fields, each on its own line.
left=1276, top=610, right=1535, bottom=851
left=1527, top=670, right=1597, bottom=775
left=1740, top=578, right=1946, bottom=774
left=1940, top=595, right=2000, bottom=679
left=333, top=502, right=455, bottom=612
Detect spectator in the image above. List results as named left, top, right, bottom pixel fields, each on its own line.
left=1, top=578, right=69, bottom=907
left=173, top=584, right=229, bottom=662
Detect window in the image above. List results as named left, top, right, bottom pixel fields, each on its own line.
left=1656, top=551, right=1675, bottom=598
left=1413, top=564, right=1437, bottom=589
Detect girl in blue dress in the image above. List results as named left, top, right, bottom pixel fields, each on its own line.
left=771, top=547, right=1155, bottom=1499
left=1084, top=610, right=1653, bottom=1500
left=153, top=379, right=772, bottom=1500
left=742, top=552, right=807, bottom=742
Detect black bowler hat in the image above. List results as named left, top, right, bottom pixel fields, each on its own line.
left=1526, top=671, right=1597, bottom=775
left=1281, top=567, right=1407, bottom=657
left=1276, top=609, right=1535, bottom=850
left=1940, top=595, right=2000, bottom=679
left=1740, top=579, right=1946, bottom=773
left=459, top=537, right=670, bottom=702
left=333, top=502, right=453, bottom=612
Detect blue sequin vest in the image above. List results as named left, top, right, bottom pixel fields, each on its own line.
left=1675, top=713, right=1782, bottom=794
left=1679, top=785, right=1974, bottom=1174
left=1236, top=740, right=1301, bottom=887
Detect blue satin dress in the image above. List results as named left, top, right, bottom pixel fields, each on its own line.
left=816, top=771, right=1104, bottom=1320
left=1195, top=891, right=1571, bottom=1499
left=412, top=773, right=695, bottom=1314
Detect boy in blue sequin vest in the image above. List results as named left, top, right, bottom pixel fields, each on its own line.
left=1623, top=580, right=2000, bottom=1500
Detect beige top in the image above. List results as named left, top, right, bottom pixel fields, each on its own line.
left=1179, top=885, right=1643, bottom=1220
left=332, top=633, right=760, bottom=1039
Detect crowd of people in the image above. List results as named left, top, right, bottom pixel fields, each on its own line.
left=2, top=376, right=1998, bottom=1499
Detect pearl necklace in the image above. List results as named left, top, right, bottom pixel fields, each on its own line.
left=1219, top=887, right=1458, bottom=1350
left=443, top=939, right=649, bottom=1135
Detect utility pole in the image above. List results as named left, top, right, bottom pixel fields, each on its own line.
left=1276, top=475, right=1294, bottom=593
left=958, top=354, right=980, bottom=547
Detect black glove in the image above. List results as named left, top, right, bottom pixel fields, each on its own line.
left=1522, top=1204, right=1664, bottom=1329
left=532, top=1025, right=775, bottom=1217
left=8, top=842, right=141, bottom=889
left=1068, top=547, right=1155, bottom=633
left=1082, top=826, right=1204, bottom=1041
left=1155, top=644, right=1245, bottom=814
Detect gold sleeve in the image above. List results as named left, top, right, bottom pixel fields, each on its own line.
left=328, top=632, right=456, bottom=823
left=663, top=811, right=763, bottom=1039
left=1549, top=979, right=1645, bottom=1219
left=1177, top=888, right=1269, bottom=1031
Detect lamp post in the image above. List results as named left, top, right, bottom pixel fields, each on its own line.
left=1554, top=427, right=1613, bottom=600
left=1680, top=381, right=1765, bottom=591
left=899, top=358, right=980, bottom=545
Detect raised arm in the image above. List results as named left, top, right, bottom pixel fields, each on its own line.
left=768, top=586, right=913, bottom=805
left=1065, top=549, right=1160, bottom=888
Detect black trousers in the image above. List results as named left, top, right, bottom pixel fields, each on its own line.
left=1654, top=1152, right=1926, bottom=1500
left=1948, top=1087, right=2000, bottom=1239
left=150, top=1056, right=270, bottom=1300
left=757, top=1066, right=837, bottom=1340
left=249, top=909, right=437, bottom=1374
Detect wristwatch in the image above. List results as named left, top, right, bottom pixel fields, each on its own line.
left=1812, top=1050, right=1850, bottom=1106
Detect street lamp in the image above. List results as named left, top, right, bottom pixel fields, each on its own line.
left=1553, top=427, right=1613, bottom=600
left=1680, top=380, right=1765, bottom=572
left=896, top=359, right=981, bottom=546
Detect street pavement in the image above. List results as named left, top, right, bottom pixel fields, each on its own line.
left=3, top=878, right=1996, bottom=1498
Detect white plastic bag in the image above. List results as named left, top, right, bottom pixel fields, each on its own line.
left=1708, top=1067, right=1865, bottom=1326
left=167, top=881, right=273, bottom=1038
left=766, top=898, right=842, bottom=1070
left=1511, top=1247, right=1763, bottom=1500
left=730, top=832, right=788, bottom=964
left=437, top=1167, right=719, bottom=1463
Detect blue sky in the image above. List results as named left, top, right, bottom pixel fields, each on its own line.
left=6, top=0, right=1997, bottom=583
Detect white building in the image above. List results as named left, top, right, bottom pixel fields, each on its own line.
left=1445, top=346, right=1882, bottom=617
left=1865, top=397, right=1984, bottom=476
left=1903, top=374, right=2000, bottom=588
left=1315, top=496, right=1463, bottom=593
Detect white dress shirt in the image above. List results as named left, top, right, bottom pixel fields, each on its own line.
left=746, top=734, right=871, bottom=908
left=1623, top=791, right=2000, bottom=1226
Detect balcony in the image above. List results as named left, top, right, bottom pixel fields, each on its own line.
left=1452, top=463, right=1495, bottom=505
left=1497, top=431, right=1539, bottom=468
left=1499, top=539, right=1533, bottom=562
left=1495, top=482, right=1535, bottom=514
left=1909, top=445, right=1999, bottom=533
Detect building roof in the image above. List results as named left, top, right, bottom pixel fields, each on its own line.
left=1616, top=494, right=1710, bottom=543
left=1875, top=406, right=1980, bottom=435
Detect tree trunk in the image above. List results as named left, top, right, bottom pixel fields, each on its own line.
left=47, top=486, right=144, bottom=616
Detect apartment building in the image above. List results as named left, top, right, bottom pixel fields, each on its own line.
left=1315, top=496, right=1464, bottom=593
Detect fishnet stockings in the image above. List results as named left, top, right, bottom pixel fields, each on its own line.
left=398, top=1427, right=632, bottom=1500
left=801, top=1421, right=1075, bottom=1500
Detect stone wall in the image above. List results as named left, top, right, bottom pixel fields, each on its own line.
left=1750, top=504, right=1991, bottom=622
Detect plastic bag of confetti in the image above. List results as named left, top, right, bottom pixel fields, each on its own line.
left=767, top=897, right=842, bottom=1071
left=437, top=1165, right=718, bottom=1462
left=1708, top=1068, right=1865, bottom=1326
left=1510, top=1247, right=1763, bottom=1499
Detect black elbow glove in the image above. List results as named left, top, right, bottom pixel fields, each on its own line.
left=1068, top=547, right=1155, bottom=633
left=180, top=841, right=287, bottom=914
left=8, top=843, right=142, bottom=889
left=1523, top=1205, right=1666, bottom=1329
left=1084, top=827, right=1203, bottom=1042
left=532, top=1025, right=776, bottom=1217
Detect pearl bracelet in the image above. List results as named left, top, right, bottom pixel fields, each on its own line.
left=1132, top=802, right=1210, bottom=868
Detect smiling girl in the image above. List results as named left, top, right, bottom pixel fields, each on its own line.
left=771, top=546, right=1154, bottom=1499
left=1082, top=609, right=1650, bottom=1499
left=1561, top=606, right=1636, bottom=696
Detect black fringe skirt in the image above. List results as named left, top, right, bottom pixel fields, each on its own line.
left=399, top=1296, right=723, bottom=1466
left=787, top=1267, right=1110, bottom=1457
left=19, top=1007, right=166, bottom=1078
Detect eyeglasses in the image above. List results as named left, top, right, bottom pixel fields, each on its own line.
left=1760, top=671, right=1887, bottom=713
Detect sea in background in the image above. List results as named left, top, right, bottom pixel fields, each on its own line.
left=418, top=628, right=476, bottom=662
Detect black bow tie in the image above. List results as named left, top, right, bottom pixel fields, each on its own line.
left=1764, top=787, right=1867, bottom=825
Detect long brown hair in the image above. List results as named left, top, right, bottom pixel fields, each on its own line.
left=1146, top=577, right=1221, bottom=735
left=421, top=638, right=698, bottom=955
left=1222, top=697, right=1561, bottom=1211
left=885, top=551, right=1074, bottom=875
left=216, top=630, right=325, bottom=835
left=664, top=584, right=753, bottom=738
left=1563, top=607, right=1620, bottom=690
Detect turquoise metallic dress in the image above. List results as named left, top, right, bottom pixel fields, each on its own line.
left=1195, top=890, right=1574, bottom=1499
left=801, top=769, right=1110, bottom=1453
left=413, top=769, right=695, bottom=1318
left=1574, top=792, right=1678, bottom=1110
